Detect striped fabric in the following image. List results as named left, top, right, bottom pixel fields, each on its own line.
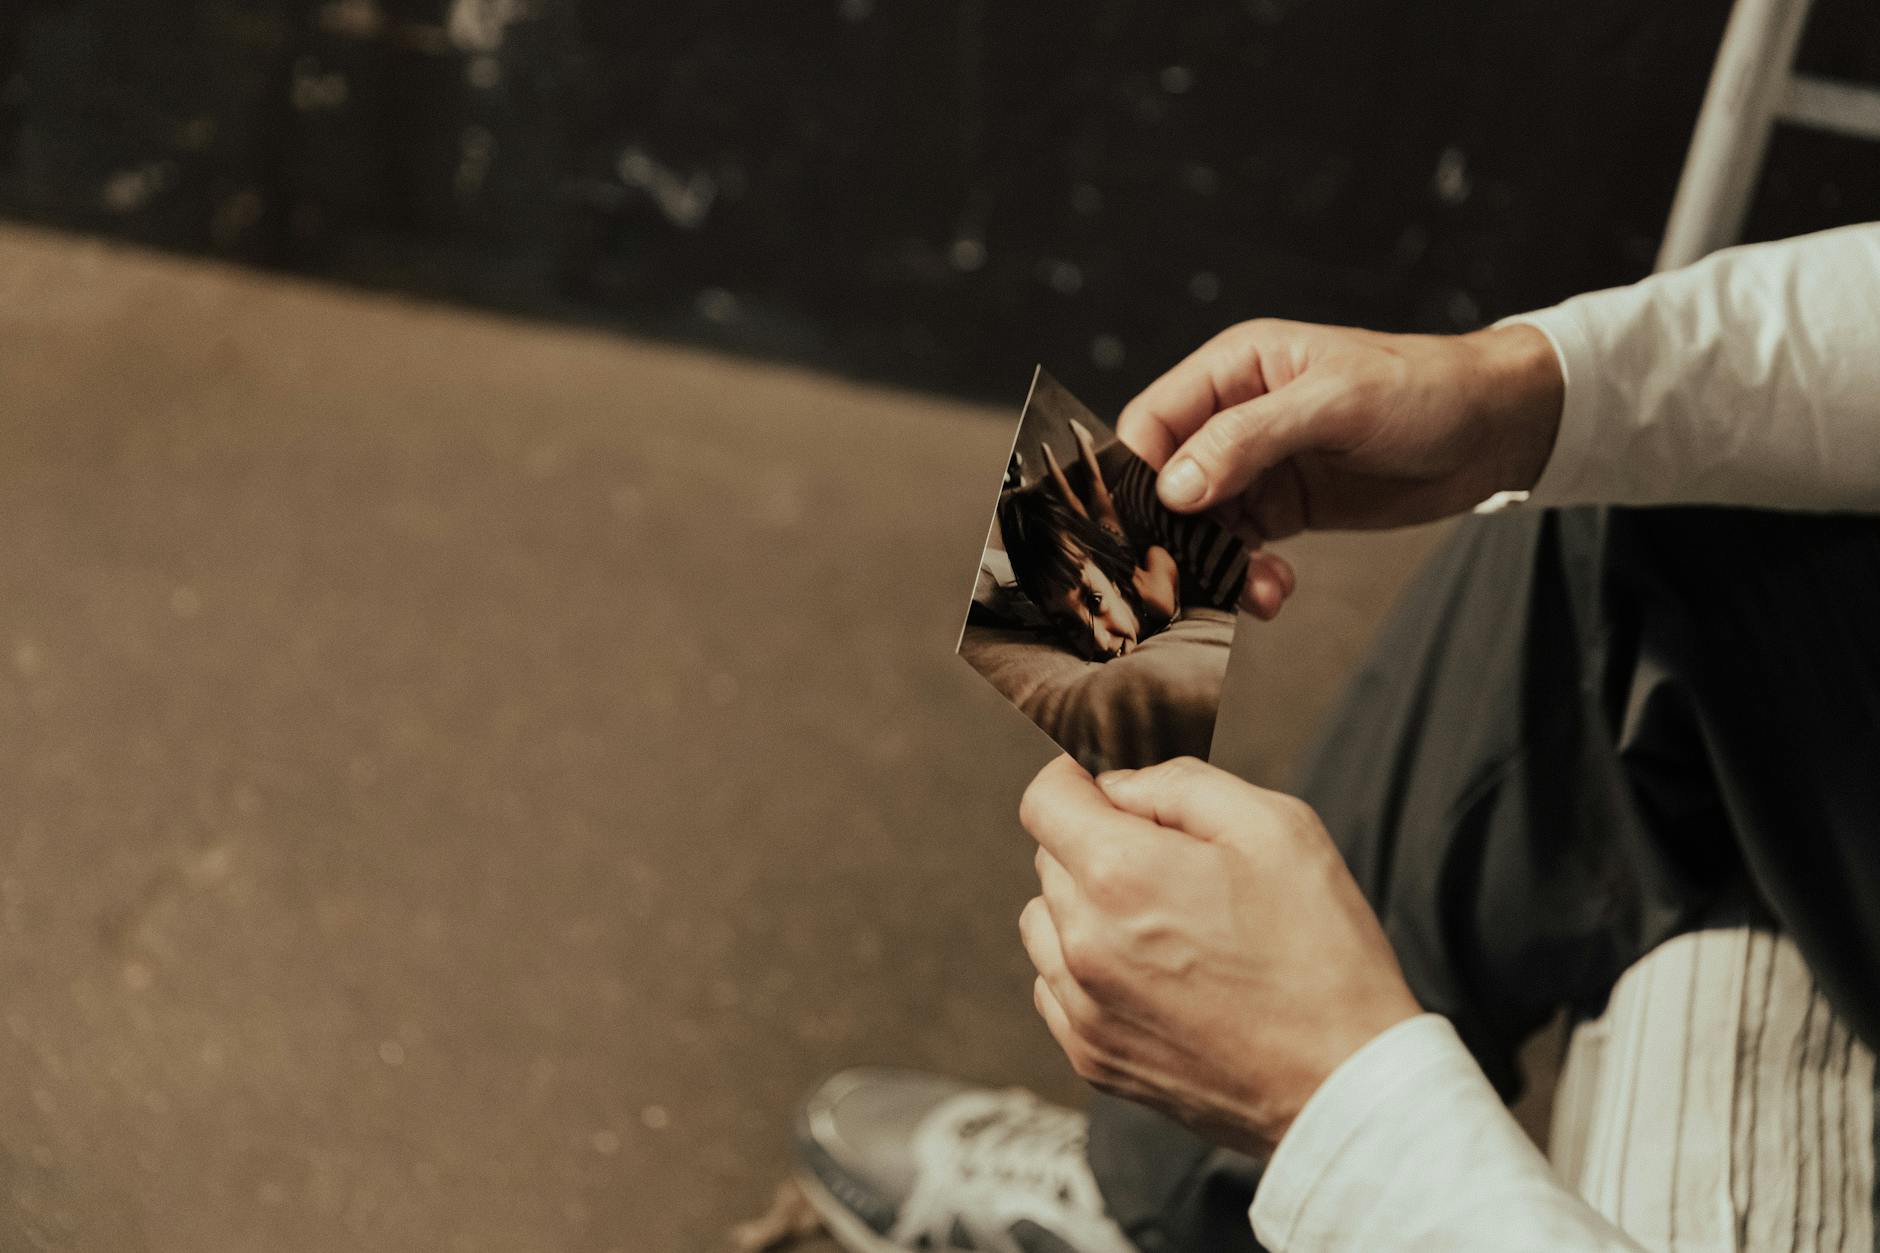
left=1107, top=454, right=1248, bottom=612
left=1550, top=928, right=1876, bottom=1252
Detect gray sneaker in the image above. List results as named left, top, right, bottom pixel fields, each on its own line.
left=793, top=1068, right=1138, bottom=1253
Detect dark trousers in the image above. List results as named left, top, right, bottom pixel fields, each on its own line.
left=1087, top=506, right=1880, bottom=1252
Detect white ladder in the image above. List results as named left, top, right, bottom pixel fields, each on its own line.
left=1656, top=0, right=1880, bottom=271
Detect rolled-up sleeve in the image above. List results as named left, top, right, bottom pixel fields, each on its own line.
left=1249, top=1014, right=1644, bottom=1252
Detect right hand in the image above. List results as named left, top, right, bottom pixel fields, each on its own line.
left=1018, top=755, right=1422, bottom=1156
left=1118, top=318, right=1564, bottom=554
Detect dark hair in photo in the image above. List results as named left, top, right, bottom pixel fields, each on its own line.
left=998, top=483, right=1145, bottom=631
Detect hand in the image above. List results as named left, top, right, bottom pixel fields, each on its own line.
left=1016, top=755, right=1421, bottom=1156
left=1117, top=318, right=1563, bottom=555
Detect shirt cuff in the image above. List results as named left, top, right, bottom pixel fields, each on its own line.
left=1248, top=1013, right=1560, bottom=1251
left=1496, top=305, right=1600, bottom=505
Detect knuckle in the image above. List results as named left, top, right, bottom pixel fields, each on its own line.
left=1133, top=755, right=1187, bottom=792
left=1243, top=794, right=1329, bottom=862
left=1162, top=755, right=1207, bottom=781
left=1067, top=1046, right=1106, bottom=1084
left=1147, top=755, right=1208, bottom=800
left=1281, top=794, right=1326, bottom=836
left=1265, top=791, right=1311, bottom=824
left=1058, top=928, right=1111, bottom=990
left=1081, top=852, right=1139, bottom=911
left=1216, top=321, right=1261, bottom=352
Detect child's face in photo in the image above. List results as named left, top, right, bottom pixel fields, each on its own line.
left=1047, top=554, right=1142, bottom=660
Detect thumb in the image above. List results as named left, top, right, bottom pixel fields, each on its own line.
left=1095, top=757, right=1276, bottom=841
left=1154, top=388, right=1321, bottom=514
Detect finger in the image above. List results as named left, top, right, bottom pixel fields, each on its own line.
left=1033, top=846, right=1079, bottom=920
left=1032, top=975, right=1083, bottom=1063
left=1068, top=417, right=1125, bottom=532
left=1020, top=896, right=1101, bottom=1021
left=1156, top=382, right=1333, bottom=515
left=1039, top=443, right=1090, bottom=519
left=1068, top=416, right=1104, bottom=479
left=1238, top=550, right=1296, bottom=620
left=1116, top=333, right=1269, bottom=469
left=1019, top=755, right=1160, bottom=876
left=1270, top=549, right=1297, bottom=599
left=1095, top=756, right=1283, bottom=841
left=1241, top=567, right=1281, bottom=620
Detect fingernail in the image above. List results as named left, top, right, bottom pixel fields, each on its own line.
left=1096, top=769, right=1137, bottom=787
left=1160, top=460, right=1205, bottom=507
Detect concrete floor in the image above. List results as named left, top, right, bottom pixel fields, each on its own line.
left=0, top=226, right=1452, bottom=1252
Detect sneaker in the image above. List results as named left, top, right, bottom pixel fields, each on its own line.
left=793, top=1068, right=1138, bottom=1253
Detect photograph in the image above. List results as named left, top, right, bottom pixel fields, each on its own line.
left=958, top=368, right=1249, bottom=772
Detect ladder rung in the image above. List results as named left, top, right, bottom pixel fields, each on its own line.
left=1778, top=74, right=1880, bottom=142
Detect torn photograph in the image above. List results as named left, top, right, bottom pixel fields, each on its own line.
left=958, top=368, right=1250, bottom=773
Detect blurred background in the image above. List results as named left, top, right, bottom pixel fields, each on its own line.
left=0, top=2, right=1876, bottom=1251
left=5, top=0, right=1878, bottom=411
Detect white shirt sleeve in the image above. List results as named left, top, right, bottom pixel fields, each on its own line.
left=1249, top=1014, right=1645, bottom=1252
left=1504, top=222, right=1880, bottom=511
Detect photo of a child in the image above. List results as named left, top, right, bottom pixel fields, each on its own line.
left=959, top=369, right=1248, bottom=771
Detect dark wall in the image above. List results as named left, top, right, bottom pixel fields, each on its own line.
left=2, top=1, right=1876, bottom=413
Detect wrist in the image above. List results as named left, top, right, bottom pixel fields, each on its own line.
left=1263, top=997, right=1422, bottom=1148
left=1465, top=323, right=1564, bottom=493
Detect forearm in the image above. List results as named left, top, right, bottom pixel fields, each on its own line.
left=1507, top=223, right=1880, bottom=511
left=1251, top=1015, right=1645, bottom=1252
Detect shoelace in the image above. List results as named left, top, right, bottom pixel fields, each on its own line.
left=946, top=1098, right=1090, bottom=1202
left=892, top=1090, right=1121, bottom=1253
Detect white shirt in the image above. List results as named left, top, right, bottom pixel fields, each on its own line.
left=1252, top=1015, right=1644, bottom=1251
left=1522, top=222, right=1880, bottom=511
left=1249, top=223, right=1880, bottom=1251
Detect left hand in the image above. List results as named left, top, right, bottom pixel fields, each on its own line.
left=1016, top=755, right=1421, bottom=1156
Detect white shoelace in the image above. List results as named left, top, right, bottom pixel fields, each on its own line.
left=889, top=1089, right=1136, bottom=1253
